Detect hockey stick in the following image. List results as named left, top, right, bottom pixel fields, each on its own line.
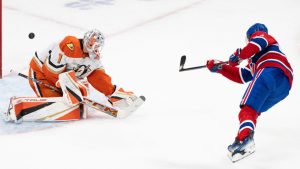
left=179, top=55, right=207, bottom=72
left=82, top=97, right=118, bottom=117
left=17, top=72, right=118, bottom=117
left=18, top=73, right=62, bottom=93
left=179, top=55, right=228, bottom=72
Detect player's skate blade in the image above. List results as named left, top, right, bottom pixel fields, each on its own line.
left=227, top=132, right=255, bottom=162
left=228, top=148, right=255, bottom=162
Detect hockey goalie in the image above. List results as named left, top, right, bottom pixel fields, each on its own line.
left=3, top=29, right=145, bottom=123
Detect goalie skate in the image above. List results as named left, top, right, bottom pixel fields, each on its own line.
left=2, top=96, right=18, bottom=123
left=116, top=96, right=146, bottom=118
left=227, top=132, right=255, bottom=163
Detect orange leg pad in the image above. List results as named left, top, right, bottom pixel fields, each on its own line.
left=11, top=97, right=87, bottom=121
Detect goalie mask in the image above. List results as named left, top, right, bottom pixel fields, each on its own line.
left=83, top=29, right=105, bottom=60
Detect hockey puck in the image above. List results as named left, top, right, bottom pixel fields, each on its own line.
left=28, top=32, right=35, bottom=39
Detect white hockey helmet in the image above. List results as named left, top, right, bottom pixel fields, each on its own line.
left=83, top=29, right=105, bottom=59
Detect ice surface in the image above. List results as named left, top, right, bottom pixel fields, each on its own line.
left=1, top=0, right=300, bottom=169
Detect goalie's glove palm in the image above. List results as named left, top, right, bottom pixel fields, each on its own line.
left=109, top=86, right=137, bottom=109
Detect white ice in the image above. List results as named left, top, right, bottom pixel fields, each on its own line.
left=1, top=0, right=300, bottom=169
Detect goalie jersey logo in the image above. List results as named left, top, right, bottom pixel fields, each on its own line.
left=73, top=64, right=92, bottom=78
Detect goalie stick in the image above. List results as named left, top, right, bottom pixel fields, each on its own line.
left=179, top=55, right=228, bottom=72
left=17, top=72, right=118, bottom=117
left=18, top=73, right=62, bottom=93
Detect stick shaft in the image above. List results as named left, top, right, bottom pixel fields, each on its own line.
left=179, top=65, right=207, bottom=71
left=18, top=73, right=62, bottom=93
left=179, top=55, right=228, bottom=72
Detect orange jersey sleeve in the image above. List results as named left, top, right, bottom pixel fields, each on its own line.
left=41, top=36, right=88, bottom=85
left=87, top=69, right=115, bottom=96
left=59, top=36, right=87, bottom=58
left=29, top=52, right=44, bottom=73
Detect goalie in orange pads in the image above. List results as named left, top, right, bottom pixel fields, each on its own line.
left=4, top=29, right=142, bottom=123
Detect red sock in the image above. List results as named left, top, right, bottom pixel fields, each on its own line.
left=237, top=106, right=259, bottom=141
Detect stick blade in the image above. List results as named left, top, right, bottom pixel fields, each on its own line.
left=179, top=55, right=186, bottom=71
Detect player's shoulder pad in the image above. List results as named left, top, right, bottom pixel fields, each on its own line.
left=250, top=31, right=277, bottom=44
left=59, top=36, right=87, bottom=58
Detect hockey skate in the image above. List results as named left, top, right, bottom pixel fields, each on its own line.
left=2, top=96, right=19, bottom=123
left=227, top=131, right=255, bottom=162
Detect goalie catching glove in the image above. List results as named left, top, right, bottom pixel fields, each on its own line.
left=108, top=86, right=138, bottom=110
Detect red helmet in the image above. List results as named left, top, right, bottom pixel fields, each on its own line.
left=246, top=23, right=268, bottom=40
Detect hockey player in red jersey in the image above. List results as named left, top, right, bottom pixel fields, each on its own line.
left=206, top=23, right=293, bottom=162
left=4, top=29, right=144, bottom=122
